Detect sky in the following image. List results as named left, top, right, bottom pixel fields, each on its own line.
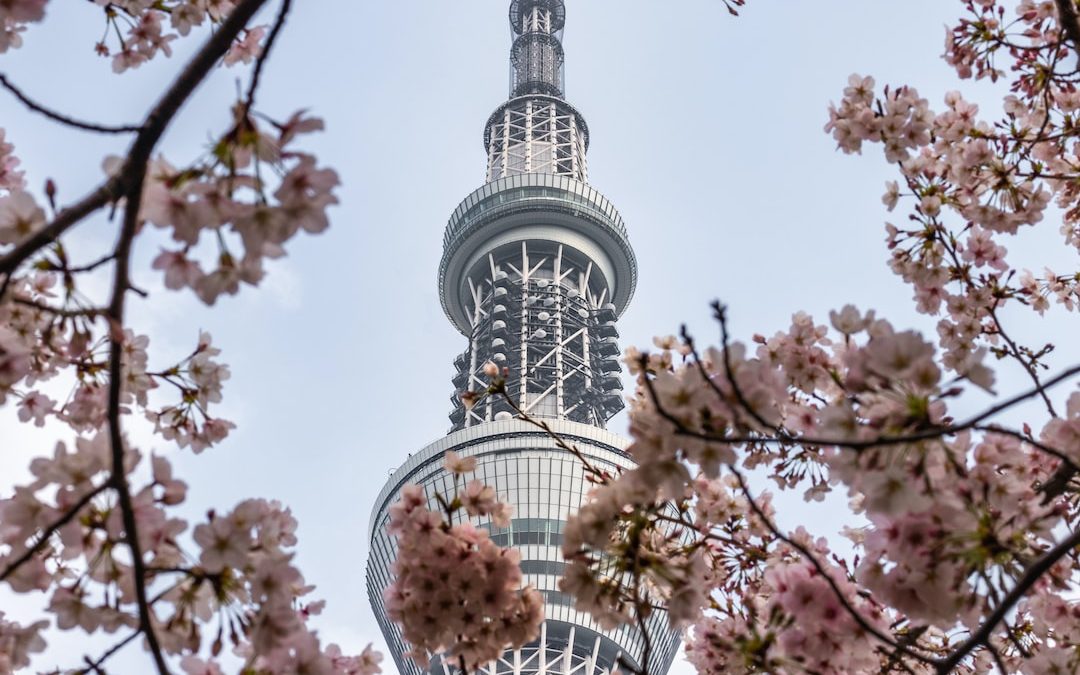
left=2, top=1, right=1079, bottom=673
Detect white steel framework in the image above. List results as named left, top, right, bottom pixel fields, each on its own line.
left=449, top=240, right=623, bottom=430
left=433, top=624, right=629, bottom=675
left=485, top=97, right=588, bottom=183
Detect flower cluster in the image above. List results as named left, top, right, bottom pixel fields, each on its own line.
left=0, top=611, right=46, bottom=674
left=383, top=454, right=542, bottom=671
left=0, top=0, right=45, bottom=54
left=89, top=0, right=266, bottom=73
left=144, top=110, right=338, bottom=305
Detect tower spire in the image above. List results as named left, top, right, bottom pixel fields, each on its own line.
left=508, top=0, right=567, bottom=98
left=485, top=0, right=588, bottom=183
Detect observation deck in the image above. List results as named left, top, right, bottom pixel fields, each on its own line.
left=440, top=173, right=637, bottom=337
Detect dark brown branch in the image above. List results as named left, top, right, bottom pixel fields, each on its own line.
left=240, top=0, right=292, bottom=118
left=0, top=180, right=120, bottom=279
left=0, top=483, right=107, bottom=582
left=640, top=348, right=1080, bottom=475
left=0, top=73, right=142, bottom=134
left=494, top=381, right=607, bottom=479
left=935, top=526, right=1080, bottom=673
left=0, top=0, right=271, bottom=282
left=94, top=2, right=274, bottom=673
left=106, top=158, right=168, bottom=675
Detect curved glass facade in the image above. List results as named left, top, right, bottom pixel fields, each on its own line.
left=367, top=421, right=682, bottom=675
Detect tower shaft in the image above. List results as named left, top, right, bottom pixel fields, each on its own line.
left=368, top=3, right=680, bottom=674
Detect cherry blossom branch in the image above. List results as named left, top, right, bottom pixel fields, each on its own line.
left=0, top=0, right=271, bottom=282
left=90, top=2, right=275, bottom=672
left=106, top=163, right=168, bottom=675
left=727, top=466, right=937, bottom=667
left=0, top=483, right=108, bottom=583
left=642, top=344, right=1080, bottom=475
left=66, top=252, right=117, bottom=274
left=935, top=526, right=1080, bottom=673
left=658, top=303, right=1080, bottom=473
left=0, top=73, right=142, bottom=134
left=972, top=424, right=1078, bottom=470
left=492, top=380, right=608, bottom=480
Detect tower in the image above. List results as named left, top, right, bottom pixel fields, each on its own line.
left=367, top=3, right=680, bottom=673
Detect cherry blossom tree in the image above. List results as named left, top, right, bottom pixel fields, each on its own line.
left=0, top=1, right=378, bottom=673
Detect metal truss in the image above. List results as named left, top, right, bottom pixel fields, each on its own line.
left=485, top=97, right=588, bottom=183
left=448, top=241, right=623, bottom=431
left=433, top=623, right=628, bottom=675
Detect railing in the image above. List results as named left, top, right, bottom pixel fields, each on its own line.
left=443, top=173, right=628, bottom=250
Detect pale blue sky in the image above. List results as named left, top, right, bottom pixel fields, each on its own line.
left=2, top=2, right=1078, bottom=673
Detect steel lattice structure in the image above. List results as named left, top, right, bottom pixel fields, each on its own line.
left=367, top=3, right=680, bottom=674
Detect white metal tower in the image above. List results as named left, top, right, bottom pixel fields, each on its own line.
left=368, top=2, right=680, bottom=673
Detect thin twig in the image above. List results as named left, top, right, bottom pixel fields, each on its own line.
left=494, top=382, right=607, bottom=479
left=0, top=483, right=107, bottom=582
left=988, top=306, right=1056, bottom=417
left=76, top=630, right=140, bottom=675
left=0, top=73, right=142, bottom=134
left=240, top=0, right=292, bottom=119
left=11, top=296, right=106, bottom=319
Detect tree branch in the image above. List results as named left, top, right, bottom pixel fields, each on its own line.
left=0, top=0, right=272, bottom=282
left=0, top=73, right=142, bottom=134
left=77, top=630, right=140, bottom=675
left=651, top=304, right=1080, bottom=475
left=0, top=483, right=107, bottom=583
left=94, top=2, right=274, bottom=673
left=988, top=306, right=1056, bottom=418
left=935, top=526, right=1080, bottom=673
left=0, top=180, right=121, bottom=279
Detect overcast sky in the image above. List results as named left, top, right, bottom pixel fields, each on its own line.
left=2, top=2, right=1078, bottom=673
